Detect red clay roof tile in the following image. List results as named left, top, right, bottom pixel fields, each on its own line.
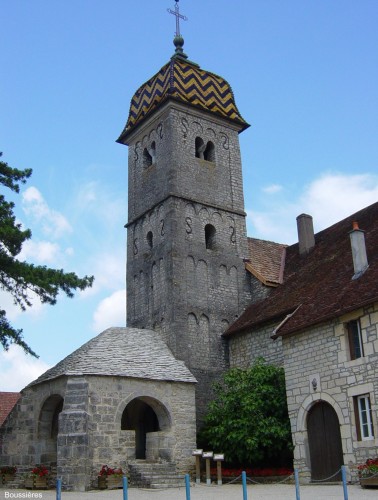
left=0, top=392, right=20, bottom=426
left=246, top=238, right=287, bottom=286
left=225, top=202, right=378, bottom=337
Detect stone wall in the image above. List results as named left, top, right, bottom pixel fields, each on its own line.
left=228, top=302, right=378, bottom=481
left=57, top=377, right=90, bottom=491
left=0, top=377, right=67, bottom=475
left=87, top=375, right=196, bottom=481
left=0, top=374, right=196, bottom=491
left=228, top=319, right=284, bottom=369
left=124, top=101, right=258, bottom=424
left=125, top=102, right=248, bottom=226
left=283, top=302, right=378, bottom=482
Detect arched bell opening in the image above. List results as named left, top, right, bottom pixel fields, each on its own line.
left=203, top=141, right=215, bottom=162
left=195, top=137, right=205, bottom=159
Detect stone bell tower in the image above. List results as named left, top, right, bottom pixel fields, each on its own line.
left=117, top=6, right=252, bottom=422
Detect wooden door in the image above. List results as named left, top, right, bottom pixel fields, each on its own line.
left=307, top=401, right=343, bottom=481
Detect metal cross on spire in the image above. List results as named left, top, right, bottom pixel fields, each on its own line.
left=167, top=0, right=188, bottom=37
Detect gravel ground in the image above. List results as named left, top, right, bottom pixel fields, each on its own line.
left=1, top=483, right=378, bottom=500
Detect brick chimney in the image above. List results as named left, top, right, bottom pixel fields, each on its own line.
left=349, top=221, right=369, bottom=279
left=296, top=214, right=315, bottom=255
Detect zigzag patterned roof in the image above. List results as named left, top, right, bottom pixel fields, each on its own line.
left=117, top=57, right=248, bottom=142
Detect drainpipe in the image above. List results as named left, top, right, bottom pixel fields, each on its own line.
left=271, top=304, right=302, bottom=339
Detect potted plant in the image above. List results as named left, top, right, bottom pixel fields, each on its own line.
left=25, top=465, right=49, bottom=489
left=358, top=458, right=378, bottom=488
left=1, top=466, right=17, bottom=484
left=98, top=465, right=124, bottom=489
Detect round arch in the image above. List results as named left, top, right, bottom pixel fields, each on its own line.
left=297, top=393, right=345, bottom=434
left=118, top=395, right=172, bottom=460
left=38, top=394, right=64, bottom=465
left=38, top=394, right=64, bottom=439
left=307, top=401, right=343, bottom=480
left=117, top=395, right=171, bottom=430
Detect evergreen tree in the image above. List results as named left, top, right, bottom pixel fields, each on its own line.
left=0, top=154, right=94, bottom=357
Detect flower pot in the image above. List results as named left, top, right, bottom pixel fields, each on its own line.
left=360, top=476, right=378, bottom=488
left=25, top=476, right=48, bottom=489
left=2, top=473, right=15, bottom=484
left=98, top=475, right=123, bottom=489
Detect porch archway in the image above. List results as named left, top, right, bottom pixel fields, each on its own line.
left=121, top=396, right=171, bottom=459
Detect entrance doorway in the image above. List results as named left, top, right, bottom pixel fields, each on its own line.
left=121, top=398, right=160, bottom=459
left=307, top=401, right=343, bottom=481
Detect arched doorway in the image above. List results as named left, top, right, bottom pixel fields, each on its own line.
left=307, top=401, right=343, bottom=481
left=121, top=397, right=169, bottom=459
left=38, top=395, right=64, bottom=464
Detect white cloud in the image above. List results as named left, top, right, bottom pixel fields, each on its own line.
left=81, top=251, right=125, bottom=298
left=19, top=240, right=60, bottom=263
left=92, top=289, right=126, bottom=333
left=248, top=172, right=378, bottom=244
left=74, top=181, right=126, bottom=228
left=299, top=173, right=378, bottom=229
left=262, top=183, right=283, bottom=194
left=0, top=345, right=51, bottom=391
left=0, top=289, right=45, bottom=321
left=22, top=186, right=72, bottom=238
left=0, top=290, right=22, bottom=321
left=77, top=181, right=98, bottom=204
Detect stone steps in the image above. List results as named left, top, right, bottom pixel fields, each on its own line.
left=128, top=461, right=185, bottom=488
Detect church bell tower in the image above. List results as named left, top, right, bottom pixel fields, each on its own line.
left=117, top=1, right=252, bottom=422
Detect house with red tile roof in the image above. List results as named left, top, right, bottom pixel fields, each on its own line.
left=0, top=392, right=20, bottom=426
left=225, top=201, right=378, bottom=482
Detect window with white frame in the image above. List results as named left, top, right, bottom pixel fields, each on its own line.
left=347, top=319, right=364, bottom=360
left=354, top=394, right=374, bottom=441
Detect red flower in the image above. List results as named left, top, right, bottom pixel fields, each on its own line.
left=358, top=458, right=378, bottom=478
left=99, top=465, right=123, bottom=476
left=210, top=467, right=293, bottom=478
left=31, top=465, right=49, bottom=477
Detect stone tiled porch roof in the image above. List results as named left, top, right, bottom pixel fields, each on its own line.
left=27, top=327, right=197, bottom=387
left=226, top=202, right=378, bottom=338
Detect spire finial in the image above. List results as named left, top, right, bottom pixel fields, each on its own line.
left=167, top=0, right=188, bottom=38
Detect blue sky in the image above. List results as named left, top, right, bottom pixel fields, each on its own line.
left=1, top=0, right=377, bottom=390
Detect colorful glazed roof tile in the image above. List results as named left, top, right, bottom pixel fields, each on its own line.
left=117, top=57, right=248, bottom=142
